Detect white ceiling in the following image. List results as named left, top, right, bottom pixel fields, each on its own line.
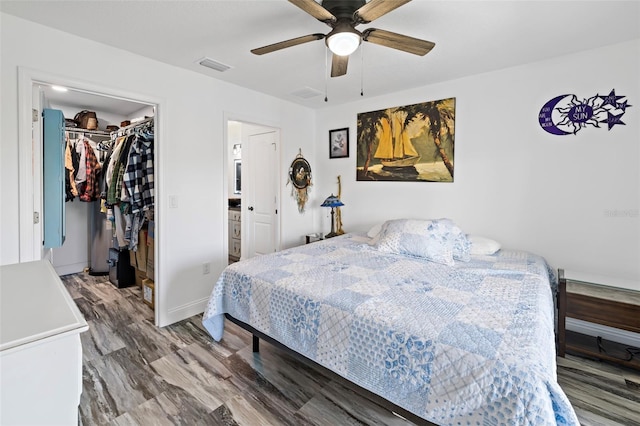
left=3, top=1, right=639, bottom=109
left=39, top=85, right=150, bottom=117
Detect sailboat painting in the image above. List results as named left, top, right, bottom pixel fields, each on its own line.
left=356, top=98, right=455, bottom=182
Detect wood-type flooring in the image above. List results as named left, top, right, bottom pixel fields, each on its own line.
left=61, top=272, right=640, bottom=426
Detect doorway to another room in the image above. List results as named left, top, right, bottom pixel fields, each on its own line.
left=226, top=120, right=281, bottom=264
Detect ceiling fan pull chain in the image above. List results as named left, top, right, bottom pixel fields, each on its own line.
left=360, top=43, right=364, bottom=97
left=324, top=46, right=329, bottom=102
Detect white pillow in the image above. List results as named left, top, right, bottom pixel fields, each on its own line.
left=468, top=235, right=501, bottom=255
left=372, top=218, right=471, bottom=265
left=367, top=223, right=383, bottom=240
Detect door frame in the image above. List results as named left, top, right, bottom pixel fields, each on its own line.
left=223, top=113, right=281, bottom=260
left=17, top=67, right=165, bottom=325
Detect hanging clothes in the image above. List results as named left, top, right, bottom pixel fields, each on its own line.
left=64, top=135, right=78, bottom=201
left=106, top=135, right=135, bottom=207
left=79, top=139, right=102, bottom=202
left=106, top=135, right=134, bottom=249
left=124, top=131, right=154, bottom=250
left=96, top=139, right=115, bottom=212
left=64, top=134, right=103, bottom=202
left=105, top=136, right=126, bottom=198
left=124, top=132, right=154, bottom=215
left=103, top=119, right=155, bottom=251
left=74, top=139, right=87, bottom=185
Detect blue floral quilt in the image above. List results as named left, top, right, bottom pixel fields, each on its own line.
left=203, top=234, right=578, bottom=425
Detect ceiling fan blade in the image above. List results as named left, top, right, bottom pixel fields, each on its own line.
left=362, top=28, right=435, bottom=56
left=354, top=0, right=412, bottom=24
left=288, top=0, right=336, bottom=23
left=331, top=54, right=349, bottom=77
left=251, top=33, right=325, bottom=55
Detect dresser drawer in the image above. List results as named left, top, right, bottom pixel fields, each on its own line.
left=228, top=208, right=241, bottom=262
left=230, top=221, right=241, bottom=238
left=230, top=238, right=241, bottom=258
left=567, top=293, right=640, bottom=333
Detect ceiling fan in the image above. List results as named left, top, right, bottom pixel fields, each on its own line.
left=251, top=0, right=435, bottom=77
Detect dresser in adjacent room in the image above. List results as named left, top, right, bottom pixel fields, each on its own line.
left=229, top=204, right=241, bottom=263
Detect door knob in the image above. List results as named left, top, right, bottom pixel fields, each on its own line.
left=248, top=206, right=254, bottom=211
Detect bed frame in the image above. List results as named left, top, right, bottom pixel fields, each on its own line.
left=224, top=313, right=435, bottom=426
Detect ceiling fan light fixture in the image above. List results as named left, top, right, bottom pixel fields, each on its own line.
left=326, top=22, right=361, bottom=56
left=327, top=32, right=360, bottom=56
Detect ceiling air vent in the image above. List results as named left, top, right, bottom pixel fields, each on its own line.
left=198, top=57, right=232, bottom=72
left=290, top=87, right=323, bottom=99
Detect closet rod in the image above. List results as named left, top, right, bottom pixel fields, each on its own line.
left=114, top=117, right=154, bottom=136
left=65, top=127, right=111, bottom=136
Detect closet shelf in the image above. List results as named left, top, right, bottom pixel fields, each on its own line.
left=65, top=117, right=154, bottom=138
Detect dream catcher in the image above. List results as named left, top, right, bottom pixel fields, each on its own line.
left=288, top=150, right=312, bottom=213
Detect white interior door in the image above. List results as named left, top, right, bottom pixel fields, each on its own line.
left=244, top=131, right=279, bottom=258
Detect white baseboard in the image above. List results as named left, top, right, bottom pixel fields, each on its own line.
left=54, top=262, right=87, bottom=276
left=159, top=297, right=208, bottom=327
left=567, top=318, right=640, bottom=347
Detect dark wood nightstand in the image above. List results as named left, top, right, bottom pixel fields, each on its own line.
left=557, top=269, right=640, bottom=370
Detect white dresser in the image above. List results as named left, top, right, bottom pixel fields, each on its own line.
left=229, top=207, right=241, bottom=263
left=0, top=260, right=88, bottom=425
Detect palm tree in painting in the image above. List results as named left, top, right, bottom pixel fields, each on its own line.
left=400, top=99, right=455, bottom=178
left=357, top=109, right=387, bottom=176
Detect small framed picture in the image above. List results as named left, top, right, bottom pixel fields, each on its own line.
left=329, top=128, right=349, bottom=159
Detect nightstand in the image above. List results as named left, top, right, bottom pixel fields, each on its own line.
left=305, top=233, right=323, bottom=244
left=557, top=269, right=640, bottom=370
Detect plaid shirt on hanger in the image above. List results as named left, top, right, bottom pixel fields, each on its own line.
left=123, top=134, right=154, bottom=214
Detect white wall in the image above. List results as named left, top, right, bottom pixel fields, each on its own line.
left=314, top=39, right=640, bottom=284
left=1, top=13, right=316, bottom=325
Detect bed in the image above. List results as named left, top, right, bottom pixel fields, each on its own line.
left=203, top=219, right=579, bottom=425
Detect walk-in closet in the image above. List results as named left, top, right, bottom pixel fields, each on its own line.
left=41, top=84, right=157, bottom=309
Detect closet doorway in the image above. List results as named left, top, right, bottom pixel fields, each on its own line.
left=40, top=86, right=153, bottom=276
left=226, top=119, right=281, bottom=262
left=18, top=68, right=164, bottom=325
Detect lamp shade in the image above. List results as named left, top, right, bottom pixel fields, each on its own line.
left=321, top=194, right=344, bottom=208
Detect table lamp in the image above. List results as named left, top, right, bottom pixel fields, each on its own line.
left=321, top=194, right=344, bottom=238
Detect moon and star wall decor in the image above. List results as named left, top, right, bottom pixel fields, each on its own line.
left=538, top=89, right=632, bottom=135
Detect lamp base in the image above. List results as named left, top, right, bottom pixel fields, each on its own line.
left=326, top=208, right=338, bottom=239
